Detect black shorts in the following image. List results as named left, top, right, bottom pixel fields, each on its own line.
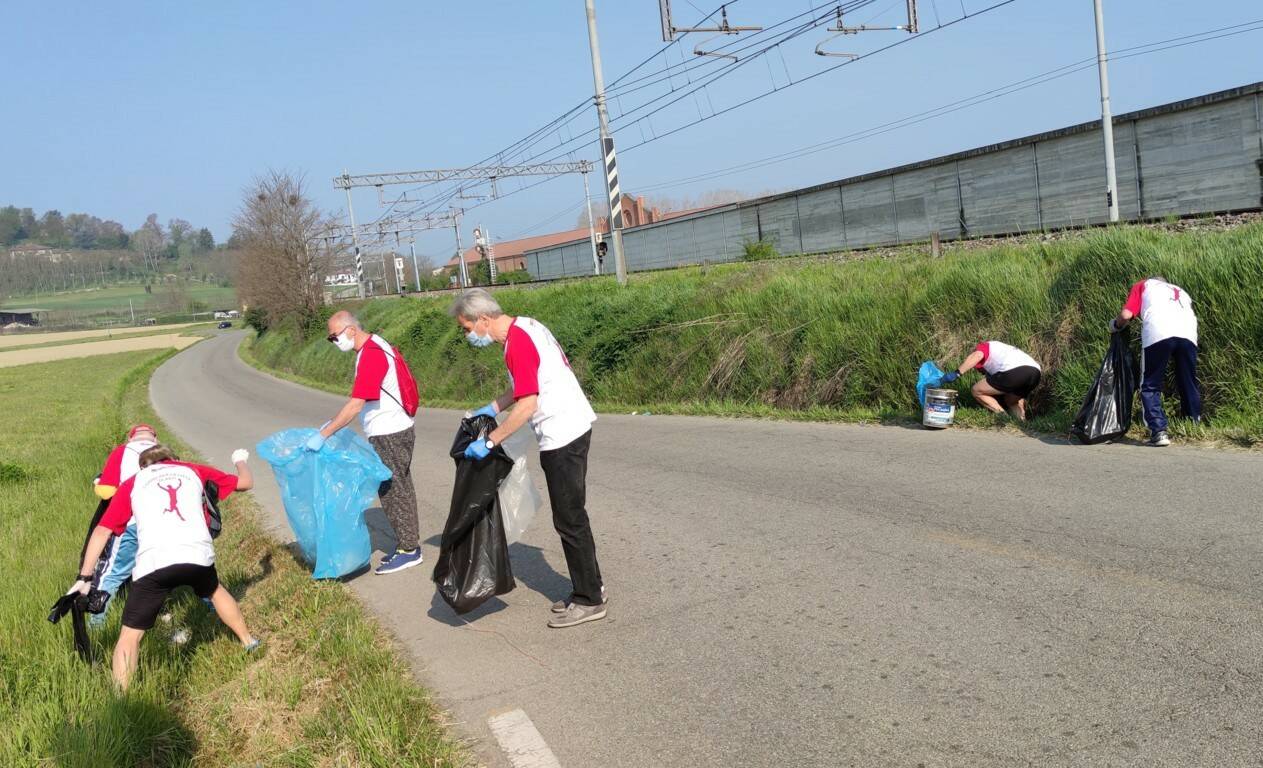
left=121, top=563, right=219, bottom=630
left=985, top=365, right=1042, bottom=398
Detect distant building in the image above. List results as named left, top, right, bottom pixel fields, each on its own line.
left=0, top=308, right=47, bottom=328
left=7, top=243, right=68, bottom=263
left=441, top=194, right=722, bottom=278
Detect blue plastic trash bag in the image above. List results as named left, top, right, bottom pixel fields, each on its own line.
left=256, top=428, right=391, bottom=579
left=917, top=361, right=946, bottom=407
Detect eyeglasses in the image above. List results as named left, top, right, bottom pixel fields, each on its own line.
left=326, top=325, right=351, bottom=343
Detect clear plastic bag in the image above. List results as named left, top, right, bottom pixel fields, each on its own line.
left=498, top=429, right=541, bottom=545
left=256, top=428, right=392, bottom=579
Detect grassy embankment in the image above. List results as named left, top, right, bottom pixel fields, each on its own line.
left=245, top=222, right=1263, bottom=446
left=0, top=351, right=467, bottom=766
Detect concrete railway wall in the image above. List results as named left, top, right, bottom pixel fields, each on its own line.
left=521, top=82, right=1263, bottom=280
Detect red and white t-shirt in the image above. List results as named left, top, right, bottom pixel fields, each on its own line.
left=504, top=317, right=596, bottom=451
left=352, top=334, right=414, bottom=438
left=98, top=437, right=157, bottom=490
left=973, top=341, right=1041, bottom=375
left=99, top=460, right=239, bottom=578
left=1122, top=278, right=1198, bottom=349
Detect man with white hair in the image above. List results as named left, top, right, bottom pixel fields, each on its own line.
left=309, top=310, right=421, bottom=574
left=1109, top=275, right=1201, bottom=446
left=450, top=288, right=607, bottom=628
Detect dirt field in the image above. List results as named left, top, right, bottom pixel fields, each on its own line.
left=0, top=333, right=201, bottom=368
left=0, top=322, right=205, bottom=349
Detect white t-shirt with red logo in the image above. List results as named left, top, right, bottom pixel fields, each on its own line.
left=352, top=334, right=414, bottom=438
left=98, top=437, right=157, bottom=489
left=504, top=317, right=596, bottom=451
left=99, top=460, right=239, bottom=579
left=973, top=341, right=1041, bottom=375
left=1123, top=278, right=1198, bottom=349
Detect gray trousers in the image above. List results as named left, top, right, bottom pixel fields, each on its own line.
left=368, top=428, right=419, bottom=551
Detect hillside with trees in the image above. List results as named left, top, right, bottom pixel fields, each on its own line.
left=1, top=206, right=238, bottom=299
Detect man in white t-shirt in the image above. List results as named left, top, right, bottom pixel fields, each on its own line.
left=450, top=288, right=606, bottom=629
left=1109, top=275, right=1201, bottom=447
left=309, top=310, right=421, bottom=574
left=71, top=444, right=259, bottom=689
left=943, top=341, right=1043, bottom=421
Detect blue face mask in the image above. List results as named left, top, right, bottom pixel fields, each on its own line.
left=466, top=320, right=494, bottom=348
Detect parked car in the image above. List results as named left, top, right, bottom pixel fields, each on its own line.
left=217, top=320, right=232, bottom=329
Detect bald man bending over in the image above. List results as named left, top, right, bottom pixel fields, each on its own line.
left=308, top=310, right=421, bottom=575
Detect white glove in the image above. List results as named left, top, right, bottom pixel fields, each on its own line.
left=68, top=579, right=91, bottom=596
left=231, top=449, right=249, bottom=464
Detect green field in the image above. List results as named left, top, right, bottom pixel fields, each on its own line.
left=0, top=352, right=466, bottom=767
left=246, top=221, right=1263, bottom=446
left=3, top=282, right=237, bottom=314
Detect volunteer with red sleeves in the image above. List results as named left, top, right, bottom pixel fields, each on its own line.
left=1109, top=275, right=1201, bottom=447
left=85, top=424, right=158, bottom=626
left=450, top=288, right=607, bottom=629
left=308, top=310, right=421, bottom=575
left=71, top=444, right=259, bottom=690
left=943, top=341, right=1042, bottom=421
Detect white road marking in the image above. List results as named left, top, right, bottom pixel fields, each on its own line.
left=487, top=708, right=561, bottom=768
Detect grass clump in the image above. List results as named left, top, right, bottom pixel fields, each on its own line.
left=0, top=351, right=468, bottom=767
left=247, top=221, right=1263, bottom=445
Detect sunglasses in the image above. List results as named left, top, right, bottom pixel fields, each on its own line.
left=326, top=325, right=351, bottom=343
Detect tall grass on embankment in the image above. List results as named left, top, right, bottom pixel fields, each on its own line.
left=247, top=222, right=1263, bottom=445
left=0, top=351, right=468, bottom=767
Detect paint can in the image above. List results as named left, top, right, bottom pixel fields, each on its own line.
left=922, top=388, right=957, bottom=429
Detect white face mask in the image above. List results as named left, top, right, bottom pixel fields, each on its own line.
left=333, top=330, right=355, bottom=353
left=466, top=318, right=494, bottom=348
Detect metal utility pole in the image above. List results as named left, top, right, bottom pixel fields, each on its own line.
left=342, top=170, right=366, bottom=298
left=453, top=209, right=469, bottom=288
left=584, top=0, right=628, bottom=285
left=409, top=241, right=419, bottom=291
left=582, top=168, right=600, bottom=274
left=1093, top=0, right=1120, bottom=223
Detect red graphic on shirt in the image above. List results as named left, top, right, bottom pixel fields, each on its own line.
left=157, top=479, right=185, bottom=520
left=1171, top=287, right=1181, bottom=302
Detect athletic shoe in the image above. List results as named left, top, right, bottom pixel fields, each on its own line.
left=1149, top=431, right=1171, bottom=447
left=547, top=601, right=607, bottom=629
left=374, top=549, right=422, bottom=575
left=552, top=585, right=608, bottom=614
left=244, top=638, right=261, bottom=653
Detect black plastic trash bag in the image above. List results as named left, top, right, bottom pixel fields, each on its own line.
left=1071, top=330, right=1138, bottom=444
left=48, top=592, right=93, bottom=663
left=433, top=415, right=516, bottom=614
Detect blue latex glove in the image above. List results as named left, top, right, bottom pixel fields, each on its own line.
left=304, top=433, right=326, bottom=452
left=472, top=403, right=498, bottom=419
left=942, top=371, right=960, bottom=384
left=464, top=439, right=491, bottom=461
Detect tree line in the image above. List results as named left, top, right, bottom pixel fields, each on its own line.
left=1, top=206, right=219, bottom=261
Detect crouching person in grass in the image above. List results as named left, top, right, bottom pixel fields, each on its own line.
left=942, top=341, right=1043, bottom=421
left=70, top=444, right=261, bottom=690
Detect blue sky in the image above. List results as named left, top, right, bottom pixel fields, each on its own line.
left=2, top=0, right=1259, bottom=261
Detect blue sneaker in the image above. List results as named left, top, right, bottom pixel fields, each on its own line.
left=374, top=549, right=422, bottom=575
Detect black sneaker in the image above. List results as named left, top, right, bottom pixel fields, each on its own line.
left=1149, top=431, right=1171, bottom=447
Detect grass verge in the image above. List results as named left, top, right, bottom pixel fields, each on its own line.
left=0, top=351, right=468, bottom=767
left=246, top=222, right=1263, bottom=447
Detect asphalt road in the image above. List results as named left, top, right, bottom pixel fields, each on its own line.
left=152, top=331, right=1263, bottom=768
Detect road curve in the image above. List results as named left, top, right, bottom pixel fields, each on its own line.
left=152, top=331, right=1263, bottom=768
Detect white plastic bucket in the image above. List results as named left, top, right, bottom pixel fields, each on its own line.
left=922, top=388, right=957, bottom=429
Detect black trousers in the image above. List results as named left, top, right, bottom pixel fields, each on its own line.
left=1140, top=336, right=1201, bottom=433
left=538, top=429, right=603, bottom=606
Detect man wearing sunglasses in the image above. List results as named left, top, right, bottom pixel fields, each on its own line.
left=307, top=310, right=421, bottom=575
